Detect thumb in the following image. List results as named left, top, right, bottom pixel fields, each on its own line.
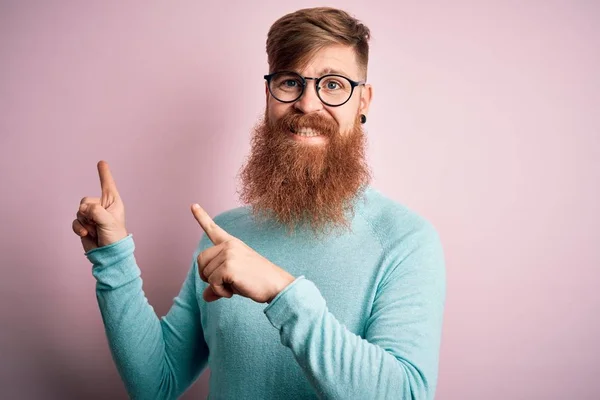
left=79, top=203, right=115, bottom=226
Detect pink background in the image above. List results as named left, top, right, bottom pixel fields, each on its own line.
left=1, top=1, right=598, bottom=399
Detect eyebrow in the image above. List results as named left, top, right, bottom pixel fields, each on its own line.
left=315, top=67, right=351, bottom=77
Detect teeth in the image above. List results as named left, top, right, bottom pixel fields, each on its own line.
left=293, top=128, right=320, bottom=137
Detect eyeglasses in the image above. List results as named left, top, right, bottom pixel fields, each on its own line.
left=264, top=71, right=366, bottom=107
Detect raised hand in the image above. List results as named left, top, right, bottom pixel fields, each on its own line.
left=192, top=204, right=295, bottom=303
left=72, top=161, right=128, bottom=253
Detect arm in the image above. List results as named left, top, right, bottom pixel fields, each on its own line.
left=263, top=224, right=446, bottom=400
left=86, top=234, right=208, bottom=399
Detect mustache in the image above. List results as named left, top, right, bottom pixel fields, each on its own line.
left=270, top=110, right=339, bottom=138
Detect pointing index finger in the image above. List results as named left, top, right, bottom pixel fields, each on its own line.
left=97, top=160, right=120, bottom=207
left=192, top=204, right=231, bottom=245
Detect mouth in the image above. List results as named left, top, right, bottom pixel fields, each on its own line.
left=290, top=126, right=321, bottom=137
left=289, top=126, right=328, bottom=144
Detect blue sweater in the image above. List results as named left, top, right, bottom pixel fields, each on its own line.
left=86, top=186, right=446, bottom=399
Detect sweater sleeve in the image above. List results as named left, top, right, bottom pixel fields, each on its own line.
left=263, top=224, right=446, bottom=400
left=85, top=234, right=208, bottom=399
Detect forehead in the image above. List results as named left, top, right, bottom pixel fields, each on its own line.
left=295, top=45, right=360, bottom=80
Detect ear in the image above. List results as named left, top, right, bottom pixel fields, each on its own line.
left=265, top=81, right=269, bottom=103
left=359, top=84, right=373, bottom=117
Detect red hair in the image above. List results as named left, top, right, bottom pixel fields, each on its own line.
left=266, top=7, right=371, bottom=79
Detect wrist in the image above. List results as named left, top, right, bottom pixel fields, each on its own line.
left=267, top=270, right=295, bottom=303
left=99, top=228, right=129, bottom=248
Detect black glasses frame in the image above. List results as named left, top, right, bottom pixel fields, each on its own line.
left=264, top=71, right=366, bottom=107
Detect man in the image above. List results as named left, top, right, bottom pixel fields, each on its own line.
left=73, top=7, right=446, bottom=400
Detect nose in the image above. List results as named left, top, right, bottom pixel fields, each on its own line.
left=294, top=79, right=323, bottom=114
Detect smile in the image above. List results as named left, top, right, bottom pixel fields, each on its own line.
left=292, top=127, right=320, bottom=137
left=289, top=127, right=327, bottom=144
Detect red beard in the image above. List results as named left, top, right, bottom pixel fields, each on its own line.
left=238, top=109, right=371, bottom=234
